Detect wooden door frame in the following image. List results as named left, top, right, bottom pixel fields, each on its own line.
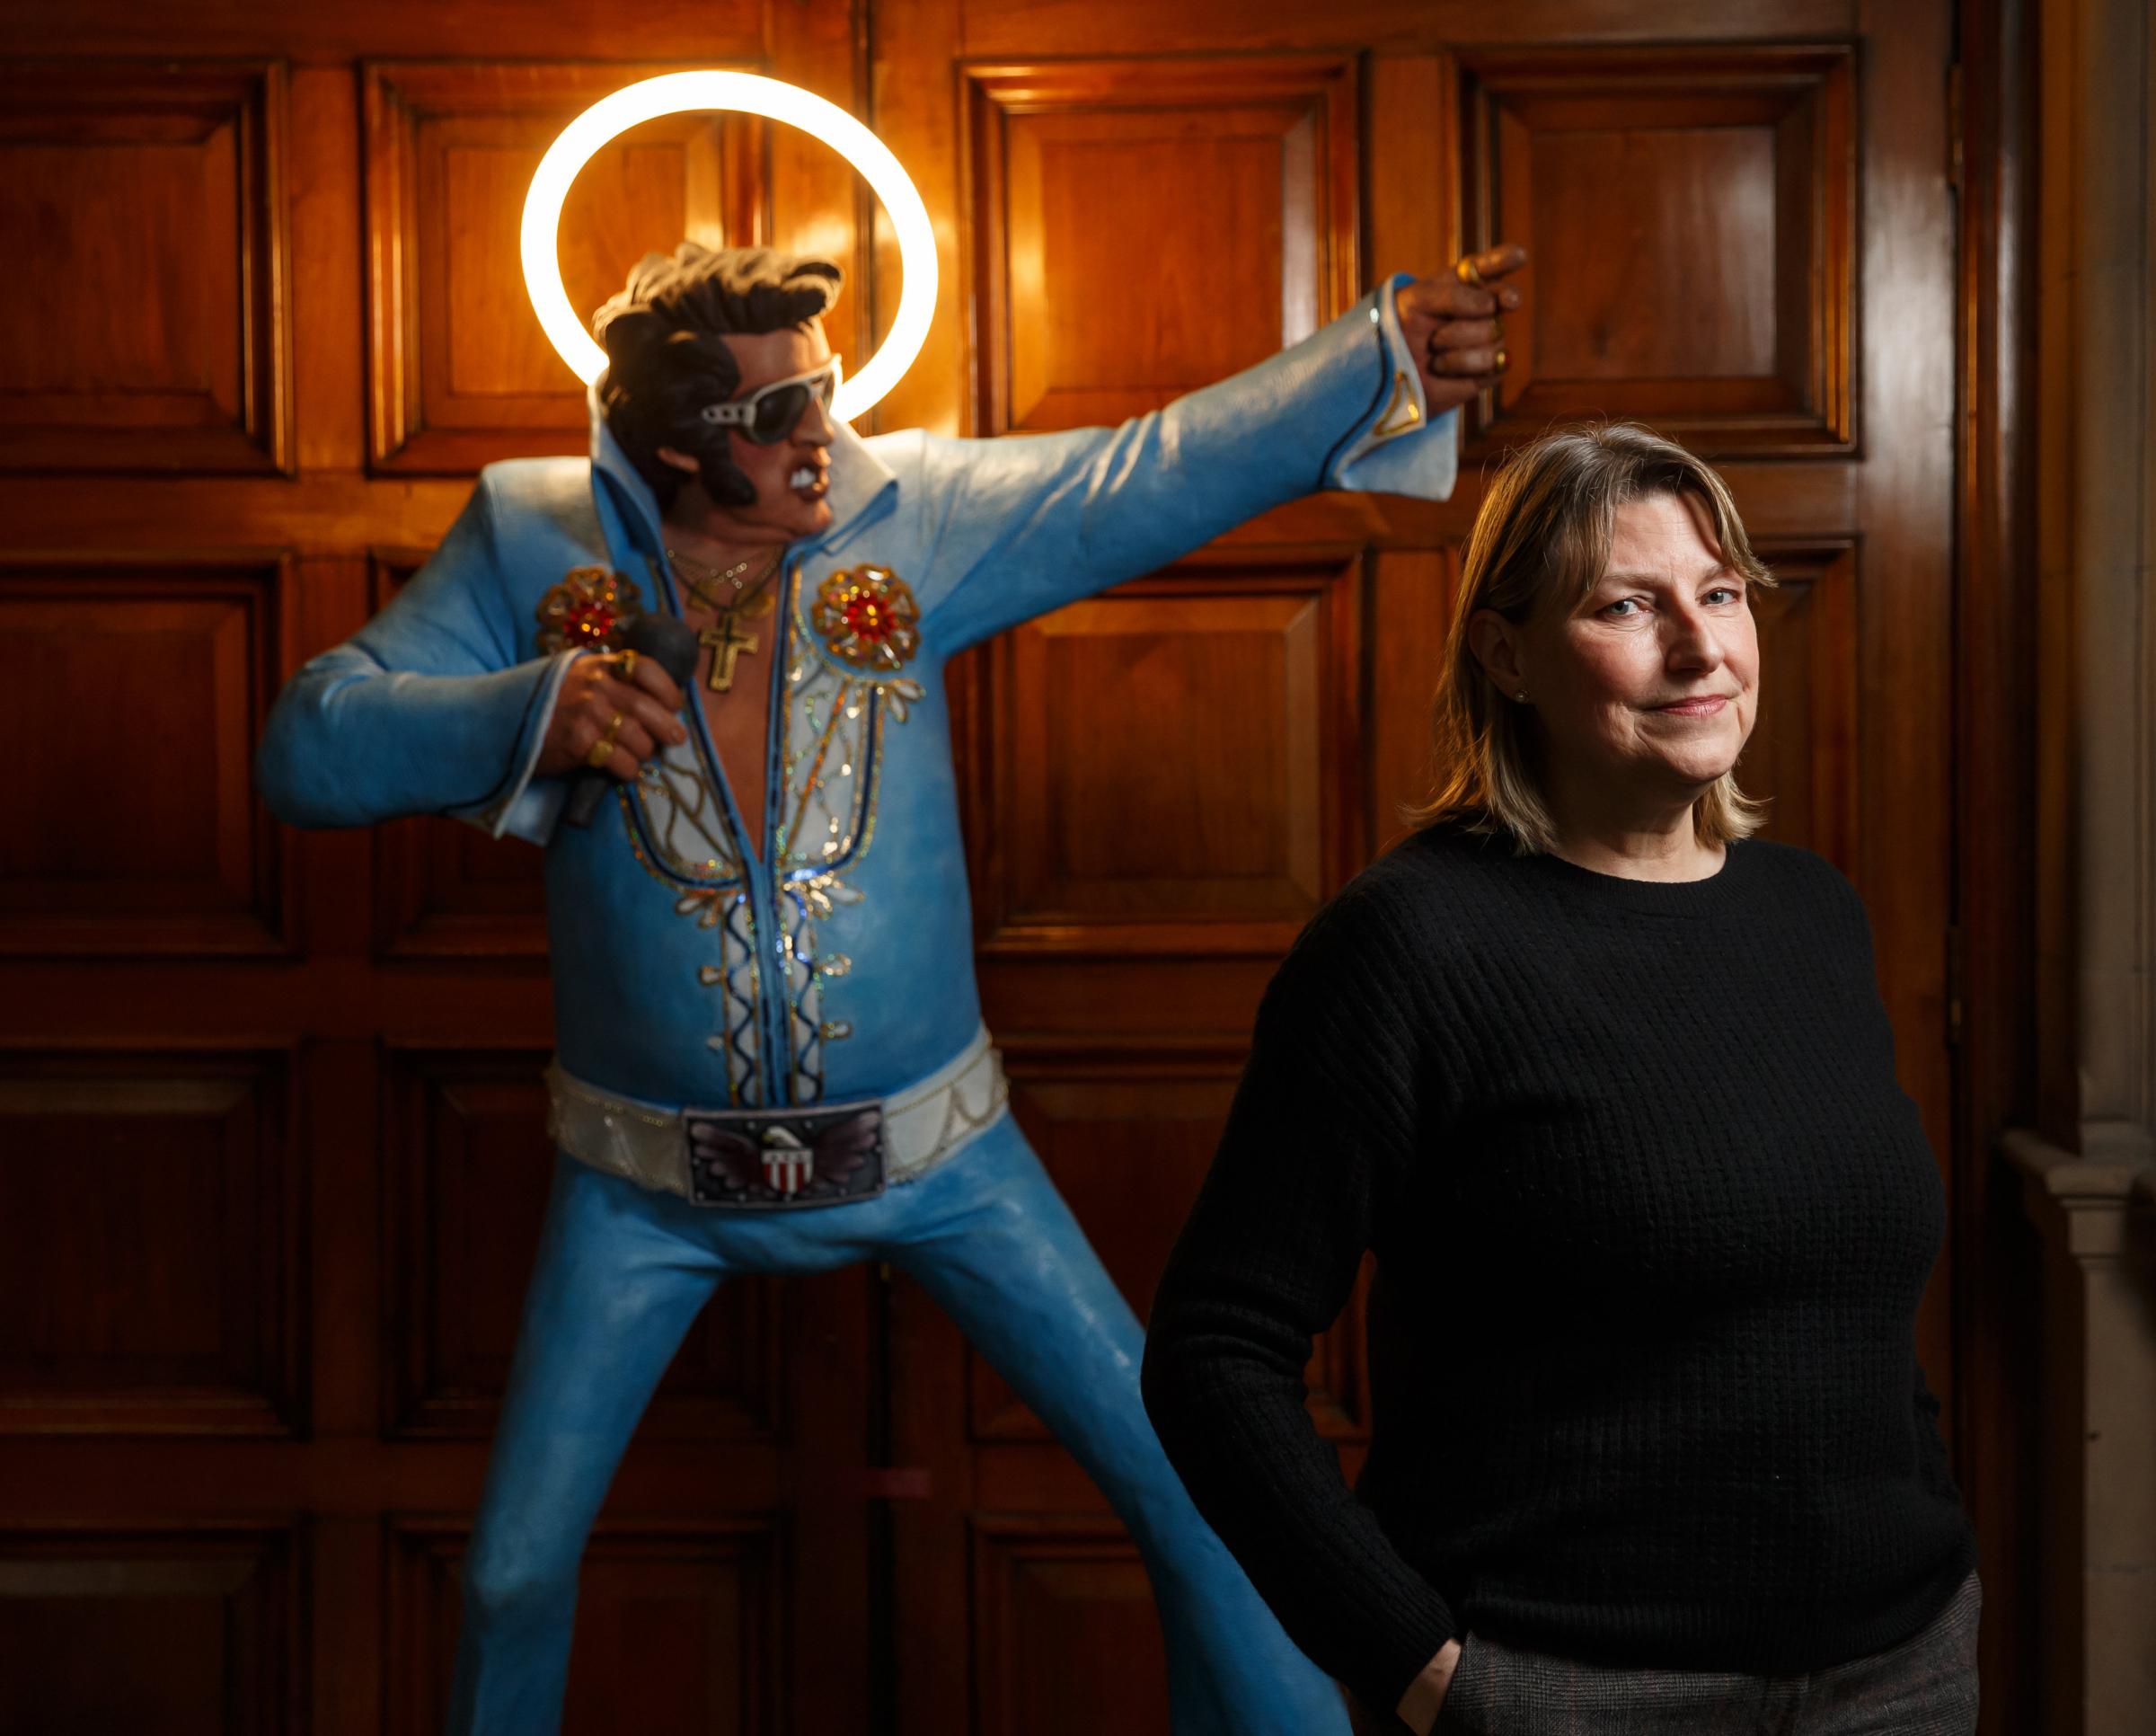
left=1950, top=1, right=2045, bottom=1732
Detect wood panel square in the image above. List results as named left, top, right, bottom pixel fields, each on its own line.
left=970, top=1517, right=1168, bottom=1736
left=0, top=1051, right=296, bottom=1435
left=966, top=58, right=1357, bottom=433
left=975, top=554, right=1362, bottom=958
left=1745, top=542, right=1860, bottom=872
left=0, top=61, right=289, bottom=474
left=367, top=551, right=549, bottom=961
left=387, top=1518, right=778, bottom=1735
left=968, top=1051, right=1366, bottom=1443
left=366, top=61, right=768, bottom=474
left=0, top=559, right=290, bottom=955
left=0, top=1526, right=297, bottom=1734
left=382, top=1048, right=781, bottom=1441
left=1459, top=46, right=1855, bottom=456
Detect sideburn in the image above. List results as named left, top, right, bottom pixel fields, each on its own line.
left=694, top=444, right=759, bottom=509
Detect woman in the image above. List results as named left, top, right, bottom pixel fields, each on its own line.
left=1140, top=423, right=1978, bottom=1734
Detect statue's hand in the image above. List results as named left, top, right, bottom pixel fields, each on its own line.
left=535, top=651, right=690, bottom=781
left=1395, top=244, right=1528, bottom=415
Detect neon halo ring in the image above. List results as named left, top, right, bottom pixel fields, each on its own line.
left=519, top=71, right=938, bottom=421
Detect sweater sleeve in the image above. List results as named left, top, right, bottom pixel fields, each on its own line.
left=1819, top=857, right=1964, bottom=1505
left=1142, top=881, right=1459, bottom=1711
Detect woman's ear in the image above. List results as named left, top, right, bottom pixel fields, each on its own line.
left=654, top=445, right=702, bottom=476
left=1467, top=608, right=1527, bottom=698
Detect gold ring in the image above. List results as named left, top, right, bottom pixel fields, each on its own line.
left=614, top=648, right=640, bottom=683
left=586, top=711, right=626, bottom=769
left=1494, top=346, right=1511, bottom=371
left=1454, top=256, right=1485, bottom=287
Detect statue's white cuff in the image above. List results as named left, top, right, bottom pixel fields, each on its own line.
left=465, top=647, right=582, bottom=844
left=1327, top=270, right=1459, bottom=500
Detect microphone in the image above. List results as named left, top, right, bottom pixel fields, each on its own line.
left=562, top=611, right=702, bottom=829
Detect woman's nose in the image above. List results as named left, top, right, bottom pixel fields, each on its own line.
left=1663, top=602, right=1723, bottom=669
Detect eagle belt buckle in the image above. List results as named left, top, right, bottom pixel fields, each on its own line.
left=683, top=1101, right=887, bottom=1209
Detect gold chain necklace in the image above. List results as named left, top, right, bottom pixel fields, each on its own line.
left=667, top=544, right=781, bottom=615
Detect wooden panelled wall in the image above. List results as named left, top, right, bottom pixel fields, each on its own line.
left=0, top=2, right=2028, bottom=1733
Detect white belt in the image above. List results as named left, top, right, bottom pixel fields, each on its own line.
left=546, top=1027, right=1008, bottom=1202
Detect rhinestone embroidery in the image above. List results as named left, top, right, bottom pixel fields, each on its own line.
left=535, top=565, right=641, bottom=654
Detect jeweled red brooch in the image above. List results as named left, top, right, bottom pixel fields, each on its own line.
left=811, top=565, right=921, bottom=672
left=535, top=565, right=642, bottom=655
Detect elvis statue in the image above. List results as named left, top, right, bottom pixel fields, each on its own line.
left=257, top=237, right=1525, bottom=1733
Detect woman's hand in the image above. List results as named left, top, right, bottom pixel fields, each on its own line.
left=1394, top=1637, right=1465, bottom=1735
left=1396, top=244, right=1528, bottom=415
left=1339, top=1638, right=1463, bottom=1736
left=535, top=651, right=689, bottom=781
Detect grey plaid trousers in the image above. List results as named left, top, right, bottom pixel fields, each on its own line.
left=1422, top=1572, right=1982, bottom=1735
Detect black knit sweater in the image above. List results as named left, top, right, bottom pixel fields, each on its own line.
left=1140, top=825, right=1976, bottom=1714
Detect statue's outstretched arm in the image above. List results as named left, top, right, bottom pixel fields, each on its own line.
left=911, top=272, right=1462, bottom=655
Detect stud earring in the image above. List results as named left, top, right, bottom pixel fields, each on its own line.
left=1515, top=689, right=1528, bottom=703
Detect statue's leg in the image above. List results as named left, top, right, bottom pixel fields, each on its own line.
left=887, top=1117, right=1349, bottom=1736
left=446, top=1154, right=733, bottom=1736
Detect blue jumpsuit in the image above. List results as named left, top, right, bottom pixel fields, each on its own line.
left=256, top=275, right=1456, bottom=1733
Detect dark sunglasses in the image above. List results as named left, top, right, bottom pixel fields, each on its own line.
left=698, top=357, right=843, bottom=445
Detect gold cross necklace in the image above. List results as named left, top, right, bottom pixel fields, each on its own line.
left=668, top=544, right=783, bottom=693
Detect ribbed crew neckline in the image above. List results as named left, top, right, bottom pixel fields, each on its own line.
left=1424, top=827, right=1756, bottom=918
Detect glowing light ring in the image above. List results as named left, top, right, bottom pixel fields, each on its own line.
left=521, top=71, right=937, bottom=421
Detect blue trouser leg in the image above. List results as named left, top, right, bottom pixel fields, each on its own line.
left=888, top=1119, right=1349, bottom=1736
left=448, top=1129, right=1346, bottom=1735
left=446, top=1156, right=729, bottom=1735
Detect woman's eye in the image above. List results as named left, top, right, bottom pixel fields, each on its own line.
left=1706, top=587, right=1743, bottom=606
left=1602, top=598, right=1643, bottom=618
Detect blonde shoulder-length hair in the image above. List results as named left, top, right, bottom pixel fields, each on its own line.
left=1407, top=421, right=1776, bottom=854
